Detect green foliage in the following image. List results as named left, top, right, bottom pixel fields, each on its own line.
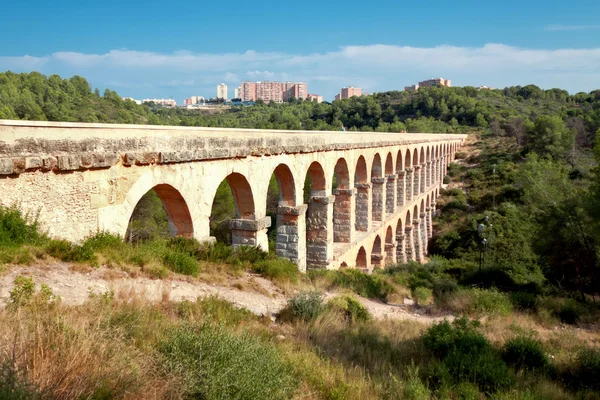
left=403, top=364, right=431, bottom=400
left=45, top=239, right=96, bottom=263
left=284, top=291, right=324, bottom=323
left=327, top=296, right=370, bottom=323
left=252, top=258, right=298, bottom=282
left=455, top=288, right=513, bottom=316
left=162, top=251, right=199, bottom=277
left=315, top=269, right=394, bottom=300
left=565, top=347, right=600, bottom=392
left=423, top=318, right=513, bottom=394
left=9, top=276, right=36, bottom=309
left=159, top=324, right=297, bottom=399
left=413, top=286, right=433, bottom=305
left=502, top=336, right=549, bottom=372
left=0, top=362, right=40, bottom=400
left=0, top=206, right=44, bottom=247
left=443, top=175, right=451, bottom=184
left=510, top=292, right=538, bottom=311
left=126, top=190, right=169, bottom=242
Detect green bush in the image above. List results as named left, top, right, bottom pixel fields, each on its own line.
left=501, top=336, right=549, bottom=372
left=510, top=292, right=538, bottom=312
left=324, top=269, right=394, bottom=300
left=403, top=364, right=431, bottom=400
left=166, top=236, right=202, bottom=257
left=327, top=296, right=370, bottom=323
left=45, top=239, right=96, bottom=263
left=423, top=318, right=490, bottom=359
left=162, top=251, right=199, bottom=277
left=565, top=347, right=600, bottom=391
left=0, top=206, right=44, bottom=247
left=82, top=231, right=124, bottom=252
left=413, top=286, right=433, bottom=305
left=284, top=291, right=324, bottom=322
left=443, top=175, right=451, bottom=184
left=252, top=258, right=298, bottom=282
left=159, top=324, right=297, bottom=399
left=0, top=361, right=40, bottom=400
left=459, top=288, right=513, bottom=316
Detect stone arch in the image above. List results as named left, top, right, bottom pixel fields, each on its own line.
left=340, top=262, right=349, bottom=269
left=371, top=154, right=384, bottom=222
left=356, top=246, right=367, bottom=269
left=420, top=147, right=425, bottom=165
left=126, top=184, right=193, bottom=240
left=271, top=163, right=296, bottom=207
left=354, top=155, right=369, bottom=232
left=405, top=149, right=412, bottom=168
left=332, top=158, right=352, bottom=243
left=396, top=150, right=403, bottom=172
left=385, top=225, right=395, bottom=264
left=412, top=148, right=419, bottom=166
left=270, top=163, right=304, bottom=267
left=384, top=152, right=395, bottom=215
left=371, top=234, right=382, bottom=268
left=412, top=148, right=420, bottom=197
left=305, top=161, right=330, bottom=269
left=226, top=173, right=255, bottom=219
left=396, top=149, right=405, bottom=208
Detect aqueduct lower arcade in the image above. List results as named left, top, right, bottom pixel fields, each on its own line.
left=0, top=121, right=466, bottom=271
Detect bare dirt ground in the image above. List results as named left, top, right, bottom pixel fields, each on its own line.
left=0, top=262, right=451, bottom=324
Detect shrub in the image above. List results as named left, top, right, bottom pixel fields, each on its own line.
left=403, top=364, right=430, bottom=400
left=565, top=347, right=600, bottom=391
left=452, top=288, right=513, bottom=316
left=328, top=269, right=394, bottom=300
left=432, top=278, right=458, bottom=303
left=413, top=286, right=433, bottom=306
left=9, top=276, right=36, bottom=309
left=0, top=361, right=40, bottom=400
left=327, top=296, right=370, bottom=323
left=423, top=318, right=490, bottom=359
left=443, top=175, right=451, bottom=184
left=45, top=239, right=96, bottom=263
left=166, top=236, right=202, bottom=257
left=0, top=206, right=44, bottom=247
left=162, top=251, right=199, bottom=277
left=283, top=291, right=324, bottom=322
left=252, top=258, right=298, bottom=282
left=81, top=232, right=124, bottom=252
left=502, top=336, right=549, bottom=372
left=510, top=292, right=538, bottom=312
left=159, top=324, right=297, bottom=399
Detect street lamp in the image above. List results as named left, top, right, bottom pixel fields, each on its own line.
left=477, top=216, right=489, bottom=273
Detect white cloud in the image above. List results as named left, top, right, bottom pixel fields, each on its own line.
left=545, top=25, right=600, bottom=31
left=1, top=43, right=599, bottom=102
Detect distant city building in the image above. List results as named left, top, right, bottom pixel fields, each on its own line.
left=217, top=83, right=228, bottom=100
left=234, top=87, right=241, bottom=99
left=419, top=77, right=451, bottom=88
left=306, top=94, right=323, bottom=103
left=477, top=86, right=494, bottom=90
left=184, top=96, right=205, bottom=105
left=238, top=81, right=307, bottom=102
left=142, top=98, right=176, bottom=107
left=404, top=84, right=419, bottom=92
left=122, top=97, right=142, bottom=105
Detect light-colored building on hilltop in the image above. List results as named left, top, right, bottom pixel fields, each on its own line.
left=217, top=83, right=228, bottom=100
left=142, top=98, right=176, bottom=107
left=184, top=96, right=205, bottom=105
left=334, top=86, right=362, bottom=101
left=419, top=78, right=451, bottom=88
left=239, top=81, right=307, bottom=102
left=306, top=94, right=323, bottom=103
left=234, top=87, right=241, bottom=99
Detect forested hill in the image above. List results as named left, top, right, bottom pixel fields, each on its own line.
left=0, top=71, right=599, bottom=141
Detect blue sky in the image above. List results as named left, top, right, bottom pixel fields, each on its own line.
left=1, top=0, right=599, bottom=102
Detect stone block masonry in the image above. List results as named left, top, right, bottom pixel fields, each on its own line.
left=0, top=120, right=465, bottom=271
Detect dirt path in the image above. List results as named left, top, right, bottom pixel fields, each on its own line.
left=0, top=263, right=450, bottom=324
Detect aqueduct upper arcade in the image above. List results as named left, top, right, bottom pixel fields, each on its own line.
left=0, top=120, right=466, bottom=271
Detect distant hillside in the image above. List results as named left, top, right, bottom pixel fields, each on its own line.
left=1, top=71, right=599, bottom=141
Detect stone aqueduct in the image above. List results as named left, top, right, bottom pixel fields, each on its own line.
left=0, top=120, right=466, bottom=271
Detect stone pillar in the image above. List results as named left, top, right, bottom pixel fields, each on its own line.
left=413, top=166, right=420, bottom=198
left=426, top=207, right=433, bottom=239
left=371, top=177, right=386, bottom=222
left=385, top=241, right=397, bottom=265
left=276, top=204, right=308, bottom=272
left=420, top=213, right=428, bottom=256
left=333, top=188, right=356, bottom=243
left=420, top=163, right=427, bottom=194
left=405, top=226, right=415, bottom=262
left=371, top=252, right=383, bottom=269
left=385, top=174, right=396, bottom=215
left=306, top=195, right=335, bottom=269
left=425, top=162, right=431, bottom=189
left=396, top=234, right=407, bottom=264
left=435, top=160, right=440, bottom=187
left=355, top=182, right=371, bottom=232
left=396, top=170, right=406, bottom=208
left=229, top=217, right=271, bottom=252
left=413, top=218, right=424, bottom=262
left=405, top=169, right=413, bottom=203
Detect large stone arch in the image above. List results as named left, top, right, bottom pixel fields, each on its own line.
left=332, top=157, right=353, bottom=243
left=384, top=152, right=395, bottom=215
left=305, top=161, right=331, bottom=269
left=396, top=149, right=406, bottom=208
left=371, top=153, right=384, bottom=222
left=354, top=155, right=370, bottom=232
left=371, top=234, right=382, bottom=268
left=396, top=215, right=406, bottom=264
left=412, top=148, right=420, bottom=198
left=271, top=163, right=296, bottom=206
left=384, top=225, right=395, bottom=264
left=356, top=246, right=367, bottom=269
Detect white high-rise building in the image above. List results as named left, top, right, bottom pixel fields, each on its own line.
left=217, top=83, right=228, bottom=100
left=234, top=87, right=241, bottom=99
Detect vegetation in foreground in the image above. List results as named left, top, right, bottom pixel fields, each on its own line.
left=1, top=276, right=600, bottom=400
